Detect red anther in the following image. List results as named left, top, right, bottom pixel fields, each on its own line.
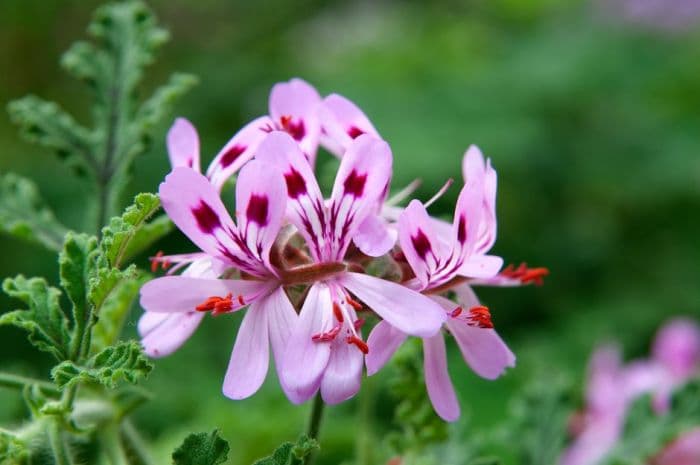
left=333, top=302, right=344, bottom=322
left=161, top=258, right=172, bottom=270
left=150, top=251, right=164, bottom=273
left=196, top=293, right=233, bottom=313
left=500, top=262, right=549, bottom=286
left=450, top=307, right=463, bottom=318
left=354, top=318, right=366, bottom=330
left=237, top=295, right=245, bottom=306
left=392, top=250, right=407, bottom=262
left=312, top=325, right=341, bottom=343
left=467, top=306, right=494, bottom=329
left=346, top=335, right=369, bottom=354
left=346, top=296, right=363, bottom=311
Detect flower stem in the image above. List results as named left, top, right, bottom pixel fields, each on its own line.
left=304, top=393, right=325, bottom=465
left=0, top=371, right=58, bottom=395
left=48, top=420, right=74, bottom=465
left=100, top=425, right=129, bottom=465
left=121, top=419, right=155, bottom=465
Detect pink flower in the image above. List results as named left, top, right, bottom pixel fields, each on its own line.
left=140, top=153, right=300, bottom=401
left=318, top=93, right=381, bottom=157
left=561, top=318, right=700, bottom=465
left=366, top=146, right=516, bottom=422
left=256, top=131, right=446, bottom=405
left=653, top=428, right=700, bottom=465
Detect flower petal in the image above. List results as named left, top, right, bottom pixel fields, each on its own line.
left=339, top=272, right=445, bottom=338
left=222, top=302, right=270, bottom=399
left=279, top=283, right=333, bottom=404
left=320, top=337, right=364, bottom=404
left=206, top=116, right=275, bottom=190
left=265, top=287, right=298, bottom=374
left=318, top=93, right=380, bottom=156
left=139, top=276, right=273, bottom=313
left=456, top=254, right=503, bottom=279
left=353, top=214, right=396, bottom=257
left=651, top=318, right=700, bottom=379
left=167, top=118, right=200, bottom=171
left=159, top=168, right=264, bottom=275
left=398, top=200, right=444, bottom=289
left=139, top=311, right=204, bottom=358
left=446, top=320, right=515, bottom=380
left=269, top=78, right=321, bottom=165
left=366, top=320, right=407, bottom=375
left=234, top=158, right=287, bottom=272
left=328, top=135, right=392, bottom=259
left=423, top=334, right=460, bottom=422
left=254, top=131, right=328, bottom=261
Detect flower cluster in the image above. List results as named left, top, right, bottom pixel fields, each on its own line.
left=139, top=78, right=547, bottom=421
left=562, top=318, right=700, bottom=465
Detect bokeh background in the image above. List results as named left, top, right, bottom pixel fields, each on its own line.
left=1, top=0, right=700, bottom=464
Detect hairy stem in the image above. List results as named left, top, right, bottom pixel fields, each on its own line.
left=48, top=420, right=74, bottom=465
left=121, top=419, right=155, bottom=465
left=0, top=372, right=59, bottom=395
left=304, top=393, right=325, bottom=465
left=100, top=426, right=129, bottom=465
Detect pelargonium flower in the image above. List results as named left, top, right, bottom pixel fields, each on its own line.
left=256, top=131, right=446, bottom=405
left=140, top=154, right=299, bottom=400
left=652, top=428, right=700, bottom=465
left=561, top=318, right=700, bottom=465
left=365, top=146, right=520, bottom=421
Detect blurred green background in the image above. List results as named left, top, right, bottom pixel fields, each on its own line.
left=1, top=0, right=700, bottom=463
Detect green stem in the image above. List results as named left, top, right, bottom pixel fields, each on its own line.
left=121, top=419, right=155, bottom=465
left=356, top=376, right=375, bottom=465
left=0, top=372, right=58, bottom=395
left=304, top=393, right=325, bottom=465
left=100, top=426, right=129, bottom=465
left=48, top=420, right=74, bottom=465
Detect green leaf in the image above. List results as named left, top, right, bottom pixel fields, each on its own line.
left=135, top=73, right=198, bottom=133
left=0, top=429, right=28, bottom=465
left=0, top=173, right=69, bottom=251
left=100, top=193, right=164, bottom=268
left=88, top=265, right=136, bottom=313
left=1, top=276, right=71, bottom=361
left=602, top=379, right=700, bottom=465
left=172, top=430, right=230, bottom=465
left=90, top=271, right=148, bottom=353
left=252, top=435, right=319, bottom=465
left=6, top=96, right=96, bottom=177
left=51, top=340, right=152, bottom=389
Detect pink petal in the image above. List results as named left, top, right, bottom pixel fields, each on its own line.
left=654, top=428, right=700, bottom=465
left=652, top=318, right=700, bottom=379
left=423, top=334, right=460, bottom=422
left=265, top=287, right=298, bottom=375
left=222, top=301, right=270, bottom=400
left=451, top=171, right=485, bottom=259
left=234, top=158, right=287, bottom=272
left=462, top=146, right=497, bottom=255
left=559, top=416, right=621, bottom=465
left=339, top=272, right=445, bottom=338
left=328, top=135, right=393, bottom=259
left=446, top=320, right=515, bottom=380
left=167, top=118, right=200, bottom=171
left=206, top=116, right=275, bottom=190
left=366, top=320, right=407, bottom=376
left=159, top=168, right=265, bottom=275
left=279, top=283, right=333, bottom=404
left=353, top=214, right=396, bottom=257
left=456, top=255, right=503, bottom=279
left=320, top=337, right=364, bottom=404
left=254, top=131, right=328, bottom=261
left=398, top=200, right=444, bottom=289
left=268, top=78, right=321, bottom=165
left=139, top=276, right=273, bottom=313
left=138, top=311, right=204, bottom=358
left=318, top=93, right=380, bottom=156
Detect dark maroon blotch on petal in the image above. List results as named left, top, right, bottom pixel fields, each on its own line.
left=343, top=170, right=368, bottom=198
left=280, top=116, right=306, bottom=141
left=347, top=126, right=364, bottom=139
left=457, top=215, right=467, bottom=244
left=284, top=167, right=307, bottom=199
left=246, top=194, right=269, bottom=227
left=192, top=200, right=221, bottom=233
left=411, top=229, right=432, bottom=260
left=219, top=144, right=247, bottom=168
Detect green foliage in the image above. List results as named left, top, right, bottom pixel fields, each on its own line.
left=602, top=380, right=700, bottom=465
left=0, top=173, right=68, bottom=251
left=0, top=429, right=28, bottom=465
left=1, top=276, right=71, bottom=362
left=172, top=430, right=230, bottom=465
left=252, top=435, right=319, bottom=465
left=51, top=341, right=152, bottom=390
left=100, top=192, right=169, bottom=268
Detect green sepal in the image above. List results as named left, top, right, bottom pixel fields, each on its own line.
left=0, top=173, right=69, bottom=251
left=172, top=430, right=230, bottom=465
left=1, top=276, right=71, bottom=361
left=51, top=340, right=152, bottom=390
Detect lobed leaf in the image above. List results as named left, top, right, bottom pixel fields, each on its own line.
left=1, top=276, right=71, bottom=361
left=0, top=173, right=69, bottom=251
left=252, top=435, right=319, bottom=465
left=51, top=340, right=152, bottom=390
left=172, top=430, right=230, bottom=465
